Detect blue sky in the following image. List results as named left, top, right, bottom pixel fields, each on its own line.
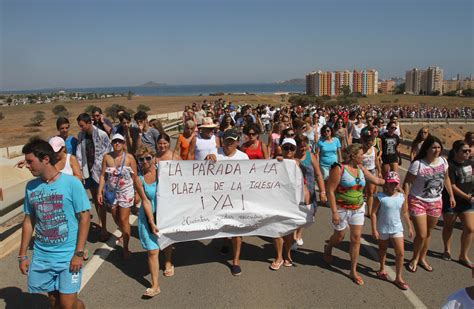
left=1, top=0, right=473, bottom=90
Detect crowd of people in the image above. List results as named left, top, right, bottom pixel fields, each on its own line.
left=16, top=101, right=473, bottom=308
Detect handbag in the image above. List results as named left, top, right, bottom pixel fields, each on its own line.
left=146, top=167, right=159, bottom=232
left=104, top=153, right=126, bottom=205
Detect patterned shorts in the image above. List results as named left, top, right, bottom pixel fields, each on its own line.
left=408, top=196, right=442, bottom=218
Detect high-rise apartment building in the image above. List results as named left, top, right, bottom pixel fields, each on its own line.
left=405, top=66, right=444, bottom=95
left=378, top=80, right=396, bottom=94
left=306, top=69, right=377, bottom=96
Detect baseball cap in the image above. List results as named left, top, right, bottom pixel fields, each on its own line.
left=281, top=138, right=296, bottom=147
left=49, top=136, right=65, bottom=152
left=111, top=133, right=125, bottom=142
left=223, top=128, right=239, bottom=141
left=385, top=171, right=400, bottom=184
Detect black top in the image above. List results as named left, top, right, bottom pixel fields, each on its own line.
left=443, top=159, right=472, bottom=207
left=381, top=133, right=399, bottom=161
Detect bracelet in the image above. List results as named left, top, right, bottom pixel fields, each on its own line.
left=320, top=191, right=326, bottom=194
left=17, top=255, right=28, bottom=262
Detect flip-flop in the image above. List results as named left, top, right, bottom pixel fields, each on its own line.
left=407, top=261, right=417, bottom=273
left=376, top=271, right=389, bottom=281
left=270, top=260, right=284, bottom=271
left=458, top=259, right=473, bottom=269
left=351, top=275, right=364, bottom=286
left=418, top=261, right=433, bottom=272
left=442, top=251, right=452, bottom=261
left=142, top=287, right=161, bottom=298
left=163, top=265, right=175, bottom=277
left=283, top=260, right=294, bottom=267
left=394, top=280, right=409, bottom=290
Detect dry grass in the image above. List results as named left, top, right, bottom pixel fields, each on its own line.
left=0, top=94, right=283, bottom=148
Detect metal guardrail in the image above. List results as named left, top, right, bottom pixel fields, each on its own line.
left=0, top=119, right=182, bottom=227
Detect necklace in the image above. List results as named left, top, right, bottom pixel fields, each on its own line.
left=45, top=172, right=60, bottom=184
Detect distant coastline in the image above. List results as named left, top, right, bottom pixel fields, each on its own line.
left=0, top=82, right=306, bottom=96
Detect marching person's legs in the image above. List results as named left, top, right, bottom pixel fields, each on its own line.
left=419, top=215, right=438, bottom=270
left=349, top=224, right=364, bottom=284
left=59, top=292, right=85, bottom=309
left=459, top=212, right=474, bottom=265
left=147, top=249, right=160, bottom=291
left=163, top=246, right=174, bottom=276
left=118, top=206, right=132, bottom=259
left=283, top=233, right=294, bottom=265
left=377, top=239, right=389, bottom=274
left=232, top=236, right=242, bottom=266
left=91, top=185, right=108, bottom=240
left=324, top=229, right=345, bottom=263
left=410, top=215, right=428, bottom=271
left=271, top=237, right=284, bottom=270
left=392, top=236, right=407, bottom=286
left=442, top=213, right=457, bottom=259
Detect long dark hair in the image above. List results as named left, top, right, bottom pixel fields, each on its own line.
left=412, top=127, right=430, bottom=148
left=448, top=140, right=467, bottom=162
left=413, top=135, right=444, bottom=162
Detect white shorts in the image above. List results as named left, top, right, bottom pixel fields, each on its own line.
left=331, top=205, right=365, bottom=231
left=379, top=231, right=404, bottom=240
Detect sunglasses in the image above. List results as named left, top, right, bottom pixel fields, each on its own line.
left=248, top=132, right=257, bottom=136
left=389, top=127, right=397, bottom=130
left=282, top=145, right=296, bottom=152
left=112, top=140, right=124, bottom=144
left=286, top=133, right=295, bottom=137
left=463, top=149, right=471, bottom=153
left=325, top=129, right=331, bottom=132
left=138, top=156, right=154, bottom=162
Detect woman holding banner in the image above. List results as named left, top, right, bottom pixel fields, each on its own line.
left=323, top=144, right=385, bottom=285
left=135, top=145, right=174, bottom=298
left=271, top=138, right=311, bottom=270
left=292, top=134, right=327, bottom=248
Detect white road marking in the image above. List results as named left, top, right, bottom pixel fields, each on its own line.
left=360, top=238, right=427, bottom=309
left=80, top=214, right=138, bottom=292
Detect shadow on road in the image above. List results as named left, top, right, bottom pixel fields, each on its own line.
left=0, top=287, right=50, bottom=309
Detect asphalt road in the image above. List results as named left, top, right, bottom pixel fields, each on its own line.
left=1, top=139, right=472, bottom=309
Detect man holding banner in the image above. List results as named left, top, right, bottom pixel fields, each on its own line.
left=205, top=128, right=250, bottom=276
left=156, top=128, right=314, bottom=277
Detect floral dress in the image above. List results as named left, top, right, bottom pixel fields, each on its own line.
left=105, top=166, right=135, bottom=208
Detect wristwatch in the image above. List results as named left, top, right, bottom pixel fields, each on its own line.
left=74, top=250, right=85, bottom=258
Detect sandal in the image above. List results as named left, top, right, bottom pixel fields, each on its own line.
left=283, top=260, right=294, bottom=267
left=163, top=265, right=175, bottom=277
left=418, top=261, right=433, bottom=272
left=351, top=275, right=364, bottom=286
left=458, top=259, right=473, bottom=269
left=323, top=245, right=333, bottom=264
left=376, top=271, right=389, bottom=281
left=442, top=251, right=452, bottom=261
left=270, top=260, right=284, bottom=271
left=407, top=261, right=417, bottom=273
left=394, top=280, right=409, bottom=291
left=142, top=287, right=161, bottom=298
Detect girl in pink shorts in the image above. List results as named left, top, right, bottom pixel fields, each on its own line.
left=403, top=136, right=456, bottom=273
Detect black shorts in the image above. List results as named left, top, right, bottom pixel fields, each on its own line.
left=442, top=200, right=474, bottom=214
left=382, top=155, right=398, bottom=165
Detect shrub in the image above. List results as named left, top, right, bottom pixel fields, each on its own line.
left=137, top=104, right=151, bottom=112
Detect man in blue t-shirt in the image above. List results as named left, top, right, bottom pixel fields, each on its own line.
left=18, top=138, right=91, bottom=309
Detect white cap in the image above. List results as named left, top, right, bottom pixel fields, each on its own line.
left=48, top=136, right=65, bottom=152
left=111, top=133, right=125, bottom=142
left=281, top=138, right=296, bottom=147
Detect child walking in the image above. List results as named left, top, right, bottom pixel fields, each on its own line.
left=371, top=171, right=414, bottom=290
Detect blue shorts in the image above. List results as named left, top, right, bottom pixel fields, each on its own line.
left=84, top=177, right=98, bottom=190
left=28, top=258, right=82, bottom=294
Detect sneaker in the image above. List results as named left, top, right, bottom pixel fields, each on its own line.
left=220, top=245, right=230, bottom=255
left=296, top=238, right=304, bottom=246
left=291, top=242, right=298, bottom=251
left=231, top=265, right=242, bottom=276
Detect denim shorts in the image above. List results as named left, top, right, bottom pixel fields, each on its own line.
left=28, top=258, right=82, bottom=294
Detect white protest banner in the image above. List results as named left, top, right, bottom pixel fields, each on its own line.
left=156, top=159, right=314, bottom=249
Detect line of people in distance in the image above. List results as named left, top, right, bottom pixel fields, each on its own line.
left=17, top=101, right=473, bottom=307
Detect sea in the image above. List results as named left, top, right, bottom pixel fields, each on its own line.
left=1, top=83, right=305, bottom=96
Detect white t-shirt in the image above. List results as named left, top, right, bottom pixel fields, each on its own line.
left=216, top=148, right=249, bottom=161
left=442, top=288, right=474, bottom=309
left=408, top=157, right=448, bottom=202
